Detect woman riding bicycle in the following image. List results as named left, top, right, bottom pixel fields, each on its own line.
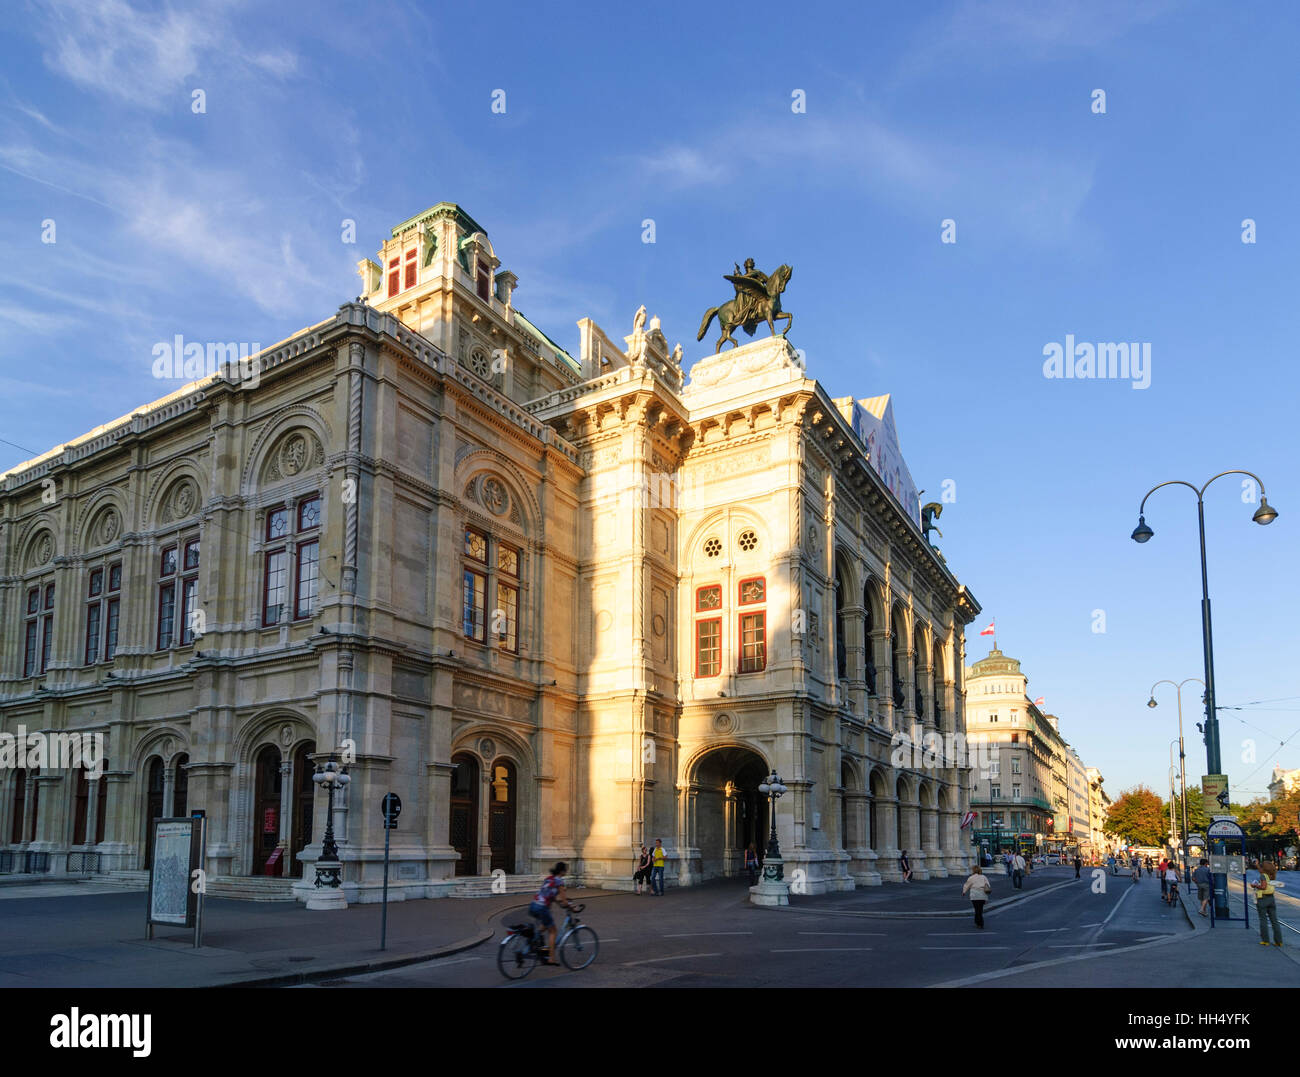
left=529, top=861, right=572, bottom=966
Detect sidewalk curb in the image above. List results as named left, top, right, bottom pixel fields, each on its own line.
left=211, top=886, right=616, bottom=988
left=213, top=928, right=496, bottom=988
left=771, top=877, right=1077, bottom=919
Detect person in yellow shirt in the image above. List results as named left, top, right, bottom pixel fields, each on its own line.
left=651, top=838, right=666, bottom=896
left=1251, top=861, right=1282, bottom=946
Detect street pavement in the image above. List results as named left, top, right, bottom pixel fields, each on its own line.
left=3, top=865, right=1297, bottom=988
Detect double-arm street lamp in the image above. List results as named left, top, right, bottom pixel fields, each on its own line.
left=306, top=756, right=350, bottom=910
left=1148, top=678, right=1203, bottom=883
left=1132, top=469, right=1278, bottom=915
left=750, top=771, right=790, bottom=907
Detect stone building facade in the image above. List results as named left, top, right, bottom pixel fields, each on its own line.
left=0, top=202, right=980, bottom=900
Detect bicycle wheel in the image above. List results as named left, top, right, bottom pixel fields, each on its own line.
left=559, top=925, right=599, bottom=970
left=497, top=933, right=536, bottom=980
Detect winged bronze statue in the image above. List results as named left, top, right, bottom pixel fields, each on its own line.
left=697, top=259, right=793, bottom=353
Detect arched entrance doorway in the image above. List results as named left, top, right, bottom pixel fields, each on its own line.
left=251, top=744, right=282, bottom=875
left=690, top=745, right=770, bottom=882
left=143, top=758, right=164, bottom=869
left=449, top=753, right=479, bottom=876
left=488, top=759, right=517, bottom=873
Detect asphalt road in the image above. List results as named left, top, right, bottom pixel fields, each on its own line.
left=306, top=866, right=1190, bottom=988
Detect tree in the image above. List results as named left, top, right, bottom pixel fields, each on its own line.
left=1105, top=786, right=1166, bottom=847
left=1178, top=785, right=1213, bottom=833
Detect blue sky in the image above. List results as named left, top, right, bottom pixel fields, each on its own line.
left=2, top=0, right=1296, bottom=805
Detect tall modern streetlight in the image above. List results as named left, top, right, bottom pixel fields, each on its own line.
left=1132, top=469, right=1277, bottom=915
left=1148, top=678, right=1203, bottom=884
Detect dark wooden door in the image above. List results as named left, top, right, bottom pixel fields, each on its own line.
left=143, top=758, right=164, bottom=868
left=449, top=753, right=478, bottom=876
left=252, top=745, right=282, bottom=875
left=289, top=743, right=315, bottom=877
left=173, top=754, right=189, bottom=818
left=488, top=760, right=516, bottom=874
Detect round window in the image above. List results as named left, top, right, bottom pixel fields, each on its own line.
left=737, top=529, right=758, bottom=552
left=704, top=537, right=722, bottom=558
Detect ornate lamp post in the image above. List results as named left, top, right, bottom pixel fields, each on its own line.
left=306, top=756, right=350, bottom=911
left=1148, top=678, right=1202, bottom=884
left=1132, top=469, right=1278, bottom=916
left=749, top=771, right=790, bottom=907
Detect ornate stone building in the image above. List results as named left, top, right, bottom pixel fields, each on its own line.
left=0, top=202, right=980, bottom=900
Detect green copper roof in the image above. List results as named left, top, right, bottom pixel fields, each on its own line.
left=391, top=202, right=489, bottom=239
left=515, top=310, right=580, bottom=372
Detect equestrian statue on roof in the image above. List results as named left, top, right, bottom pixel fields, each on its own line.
left=697, top=258, right=793, bottom=353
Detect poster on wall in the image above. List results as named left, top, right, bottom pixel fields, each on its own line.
left=147, top=817, right=202, bottom=928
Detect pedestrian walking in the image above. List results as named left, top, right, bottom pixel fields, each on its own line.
left=1107, top=853, right=1116, bottom=876
left=1074, top=854, right=1082, bottom=879
left=1252, top=861, right=1283, bottom=946
left=900, top=849, right=913, bottom=882
left=744, top=842, right=760, bottom=886
left=1145, top=856, right=1153, bottom=877
left=1012, top=851, right=1026, bottom=889
left=962, top=865, right=992, bottom=928
left=1191, top=858, right=1212, bottom=917
left=651, top=837, right=666, bottom=896
left=633, top=844, right=651, bottom=894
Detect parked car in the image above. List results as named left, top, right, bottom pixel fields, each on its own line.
left=1046, top=854, right=1061, bottom=864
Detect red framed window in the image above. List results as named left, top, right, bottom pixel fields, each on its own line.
left=404, top=247, right=417, bottom=290
left=696, top=584, right=722, bottom=612
left=387, top=256, right=400, bottom=298
left=696, top=618, right=721, bottom=677
left=476, top=262, right=491, bottom=301
left=737, top=575, right=766, bottom=673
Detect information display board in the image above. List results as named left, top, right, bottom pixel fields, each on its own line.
left=147, top=817, right=202, bottom=929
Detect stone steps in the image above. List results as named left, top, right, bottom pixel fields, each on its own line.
left=448, top=873, right=553, bottom=898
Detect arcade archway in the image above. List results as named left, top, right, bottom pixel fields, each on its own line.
left=688, top=745, right=770, bottom=882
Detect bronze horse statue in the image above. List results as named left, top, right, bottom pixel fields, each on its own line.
left=697, top=263, right=793, bottom=353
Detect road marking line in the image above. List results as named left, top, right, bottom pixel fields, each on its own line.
left=623, top=952, right=722, bottom=966
left=771, top=947, right=874, bottom=952
left=797, top=931, right=885, bottom=936
left=1135, top=935, right=1169, bottom=942
left=928, top=932, right=993, bottom=936
left=662, top=931, right=753, bottom=937
left=1046, top=943, right=1117, bottom=948
left=921, top=946, right=1010, bottom=950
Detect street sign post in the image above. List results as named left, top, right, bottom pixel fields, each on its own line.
left=380, top=793, right=401, bottom=950
left=1206, top=817, right=1246, bottom=927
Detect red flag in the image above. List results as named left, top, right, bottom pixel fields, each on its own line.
left=1034, top=696, right=1045, bottom=706
left=980, top=620, right=995, bottom=637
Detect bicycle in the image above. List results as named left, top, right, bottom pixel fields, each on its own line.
left=497, top=902, right=599, bottom=979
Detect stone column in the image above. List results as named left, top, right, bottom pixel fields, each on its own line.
left=85, top=776, right=102, bottom=850
left=846, top=790, right=880, bottom=885
left=277, top=759, right=294, bottom=875
left=20, top=774, right=37, bottom=844
left=162, top=765, right=176, bottom=818
left=876, top=795, right=901, bottom=881
left=842, top=603, right=866, bottom=717
left=923, top=806, right=947, bottom=878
